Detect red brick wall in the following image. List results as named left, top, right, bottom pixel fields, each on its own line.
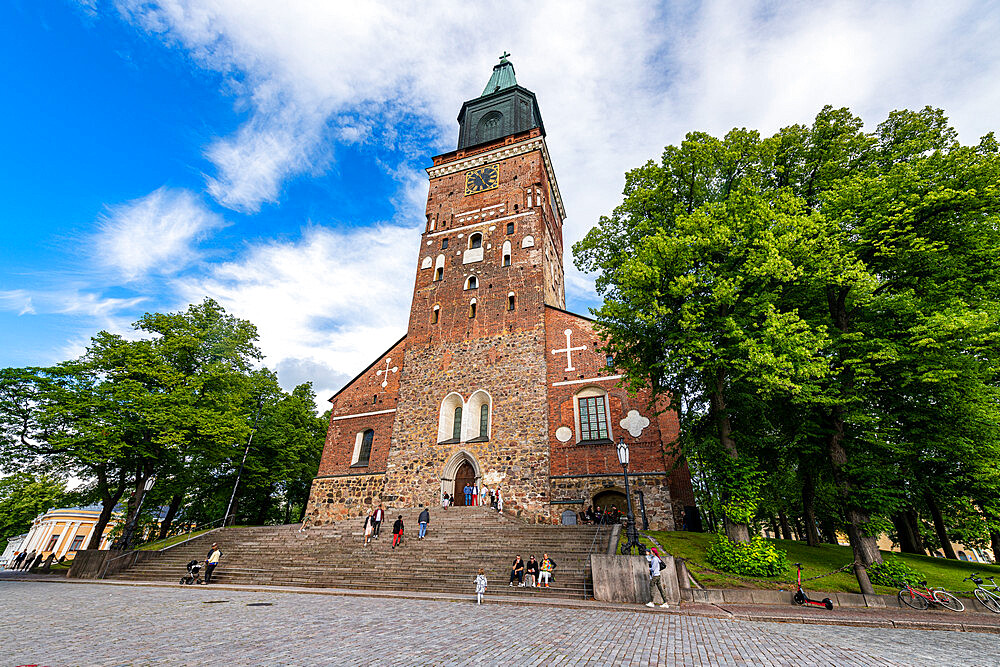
left=316, top=336, right=407, bottom=477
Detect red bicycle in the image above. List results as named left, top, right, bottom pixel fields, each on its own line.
left=897, top=579, right=965, bottom=612
left=792, top=563, right=833, bottom=610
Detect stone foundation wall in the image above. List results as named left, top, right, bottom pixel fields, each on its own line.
left=304, top=473, right=387, bottom=526
left=550, top=473, right=675, bottom=531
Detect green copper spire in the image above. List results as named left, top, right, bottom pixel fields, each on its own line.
left=481, top=52, right=517, bottom=96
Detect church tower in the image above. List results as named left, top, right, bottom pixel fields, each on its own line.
left=305, top=56, right=692, bottom=530
left=380, top=55, right=566, bottom=518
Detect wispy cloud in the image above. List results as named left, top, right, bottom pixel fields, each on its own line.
left=173, top=223, right=420, bottom=400
left=0, top=290, right=36, bottom=316
left=95, top=187, right=227, bottom=281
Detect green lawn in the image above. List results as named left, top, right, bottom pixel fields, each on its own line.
left=137, top=528, right=215, bottom=551
left=642, top=530, right=1000, bottom=596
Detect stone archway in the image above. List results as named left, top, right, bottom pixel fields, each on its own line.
left=441, top=451, right=482, bottom=505
left=592, top=488, right=627, bottom=515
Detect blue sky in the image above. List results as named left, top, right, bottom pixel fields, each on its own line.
left=2, top=1, right=999, bottom=406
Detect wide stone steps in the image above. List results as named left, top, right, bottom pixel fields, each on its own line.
left=111, top=506, right=610, bottom=599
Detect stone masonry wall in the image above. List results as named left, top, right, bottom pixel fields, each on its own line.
left=304, top=473, right=387, bottom=526
left=550, top=473, right=676, bottom=531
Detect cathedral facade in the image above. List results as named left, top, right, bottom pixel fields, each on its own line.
left=305, top=57, right=694, bottom=530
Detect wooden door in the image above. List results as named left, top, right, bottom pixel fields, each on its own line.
left=454, top=461, right=475, bottom=506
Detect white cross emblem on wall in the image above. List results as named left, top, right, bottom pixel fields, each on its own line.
left=552, top=328, right=587, bottom=372
left=376, top=357, right=398, bottom=388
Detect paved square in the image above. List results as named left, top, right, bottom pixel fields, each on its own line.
left=0, top=581, right=993, bottom=665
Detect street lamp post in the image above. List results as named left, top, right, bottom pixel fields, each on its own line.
left=616, top=437, right=645, bottom=556
left=121, top=475, right=156, bottom=551
left=224, top=398, right=263, bottom=527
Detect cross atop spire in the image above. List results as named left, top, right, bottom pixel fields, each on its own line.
left=481, top=53, right=517, bottom=95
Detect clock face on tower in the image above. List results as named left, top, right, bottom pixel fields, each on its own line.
left=464, top=164, right=499, bottom=196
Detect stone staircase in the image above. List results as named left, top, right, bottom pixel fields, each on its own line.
left=111, top=506, right=611, bottom=599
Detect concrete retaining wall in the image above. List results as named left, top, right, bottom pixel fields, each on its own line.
left=591, top=554, right=680, bottom=604
left=67, top=549, right=162, bottom=579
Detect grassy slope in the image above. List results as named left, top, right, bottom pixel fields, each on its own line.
left=643, top=531, right=1000, bottom=596
left=137, top=528, right=214, bottom=551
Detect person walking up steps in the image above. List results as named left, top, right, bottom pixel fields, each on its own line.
left=646, top=548, right=670, bottom=608
left=474, top=567, right=488, bottom=605
left=363, top=510, right=375, bottom=546
left=392, top=514, right=404, bottom=549
left=373, top=504, right=385, bottom=539
left=418, top=507, right=430, bottom=539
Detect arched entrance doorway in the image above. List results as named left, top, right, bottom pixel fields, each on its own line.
left=441, top=451, right=481, bottom=506
left=454, top=461, right=476, bottom=506
left=593, top=489, right=627, bottom=515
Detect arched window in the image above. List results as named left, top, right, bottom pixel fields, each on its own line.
left=469, top=233, right=483, bottom=249
left=452, top=406, right=463, bottom=441
left=477, top=111, right=503, bottom=143
left=431, top=306, right=440, bottom=324
left=469, top=299, right=477, bottom=318
left=507, top=293, right=515, bottom=311
left=434, top=254, right=445, bottom=281
left=465, top=276, right=479, bottom=290
left=574, top=387, right=611, bottom=443
left=437, top=393, right=464, bottom=443
left=466, top=390, right=492, bottom=441
left=501, top=240, right=512, bottom=267
left=352, top=429, right=374, bottom=466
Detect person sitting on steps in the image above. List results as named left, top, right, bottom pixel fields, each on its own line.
left=539, top=553, right=556, bottom=587
left=525, top=555, right=539, bottom=588
left=509, top=555, right=524, bottom=586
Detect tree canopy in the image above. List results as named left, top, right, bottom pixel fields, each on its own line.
left=575, top=106, right=1000, bottom=592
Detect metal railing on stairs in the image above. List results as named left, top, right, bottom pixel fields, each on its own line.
left=582, top=520, right=618, bottom=600
left=99, top=516, right=228, bottom=580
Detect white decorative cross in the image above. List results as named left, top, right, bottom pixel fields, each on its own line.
left=375, top=357, right=398, bottom=388
left=552, top=328, right=587, bottom=372
left=620, top=410, right=650, bottom=438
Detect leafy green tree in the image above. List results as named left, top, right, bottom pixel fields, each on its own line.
left=0, top=473, right=75, bottom=541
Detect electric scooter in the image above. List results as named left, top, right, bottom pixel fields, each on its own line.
left=792, top=562, right=834, bottom=610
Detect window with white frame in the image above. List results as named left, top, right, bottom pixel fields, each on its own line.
left=574, top=387, right=611, bottom=443
left=352, top=429, right=374, bottom=466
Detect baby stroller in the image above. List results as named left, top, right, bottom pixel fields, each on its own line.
left=180, top=559, right=203, bottom=585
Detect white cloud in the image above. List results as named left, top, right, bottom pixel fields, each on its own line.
left=173, top=224, right=420, bottom=401
left=0, top=291, right=35, bottom=316
left=78, top=0, right=1000, bottom=395
left=95, top=187, right=227, bottom=280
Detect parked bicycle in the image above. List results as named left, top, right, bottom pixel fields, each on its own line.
left=963, top=573, right=1000, bottom=614
left=897, top=579, right=964, bottom=612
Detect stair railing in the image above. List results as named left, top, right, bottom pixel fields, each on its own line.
left=99, top=516, right=227, bottom=580
left=581, top=520, right=609, bottom=600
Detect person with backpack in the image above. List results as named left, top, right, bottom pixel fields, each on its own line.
left=391, top=514, right=404, bottom=549
left=646, top=548, right=669, bottom=608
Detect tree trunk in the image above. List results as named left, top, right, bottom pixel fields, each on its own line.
left=991, top=531, right=1000, bottom=563
left=820, top=516, right=840, bottom=545
left=284, top=501, right=292, bottom=525
left=254, top=486, right=273, bottom=526
left=801, top=469, right=821, bottom=547
left=826, top=403, right=882, bottom=595
left=924, top=490, right=957, bottom=560
left=769, top=517, right=780, bottom=540
left=905, top=509, right=926, bottom=553
left=711, top=366, right=750, bottom=543
left=825, top=287, right=881, bottom=594
left=778, top=511, right=793, bottom=540
left=86, top=467, right=127, bottom=550
left=891, top=512, right=922, bottom=554
left=158, top=492, right=185, bottom=540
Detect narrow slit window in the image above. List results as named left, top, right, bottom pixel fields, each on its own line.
left=469, top=300, right=477, bottom=318
left=452, top=406, right=463, bottom=441
left=442, top=238, right=449, bottom=249
left=372, top=394, right=378, bottom=404
left=507, top=294, right=515, bottom=311
left=434, top=267, right=443, bottom=281
left=356, top=429, right=374, bottom=466
left=506, top=222, right=514, bottom=234
left=431, top=306, right=440, bottom=324
left=479, top=403, right=489, bottom=439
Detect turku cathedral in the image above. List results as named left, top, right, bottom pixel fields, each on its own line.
left=305, top=56, right=694, bottom=530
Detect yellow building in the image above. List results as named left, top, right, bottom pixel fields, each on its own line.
left=17, top=506, right=116, bottom=561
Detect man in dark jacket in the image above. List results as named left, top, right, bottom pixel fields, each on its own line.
left=418, top=507, right=430, bottom=539
left=509, top=555, right=524, bottom=586
left=373, top=505, right=385, bottom=539
left=392, top=515, right=404, bottom=549
left=525, top=556, right=539, bottom=588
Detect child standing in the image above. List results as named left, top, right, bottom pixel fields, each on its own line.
left=474, top=567, right=488, bottom=605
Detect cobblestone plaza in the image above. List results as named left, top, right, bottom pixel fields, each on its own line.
left=1, top=581, right=994, bottom=665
